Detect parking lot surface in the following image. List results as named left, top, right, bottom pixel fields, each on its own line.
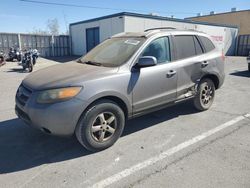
left=0, top=57, right=250, bottom=188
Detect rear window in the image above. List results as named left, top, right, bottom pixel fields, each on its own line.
left=199, top=36, right=216, bottom=52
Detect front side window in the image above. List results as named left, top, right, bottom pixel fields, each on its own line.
left=141, top=37, right=171, bottom=64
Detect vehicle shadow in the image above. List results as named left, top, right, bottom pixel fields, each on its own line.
left=230, top=70, right=250, bottom=78
left=0, top=101, right=197, bottom=174
left=123, top=101, right=197, bottom=136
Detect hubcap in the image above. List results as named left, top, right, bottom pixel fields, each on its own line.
left=201, top=84, right=213, bottom=105
left=91, top=112, right=116, bottom=142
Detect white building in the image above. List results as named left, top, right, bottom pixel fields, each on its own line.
left=69, top=12, right=238, bottom=56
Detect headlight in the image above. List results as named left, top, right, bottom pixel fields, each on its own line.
left=37, top=87, right=82, bottom=104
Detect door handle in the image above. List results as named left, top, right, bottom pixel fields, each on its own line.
left=166, top=70, right=177, bottom=78
left=201, top=61, right=209, bottom=67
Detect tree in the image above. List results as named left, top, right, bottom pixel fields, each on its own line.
left=31, top=27, right=48, bottom=35
left=47, top=18, right=59, bottom=35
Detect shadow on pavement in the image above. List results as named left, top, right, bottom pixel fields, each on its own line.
left=0, top=119, right=91, bottom=174
left=0, top=101, right=197, bottom=174
left=123, top=101, right=197, bottom=136
left=230, top=70, right=250, bottom=78
left=6, top=68, right=26, bottom=73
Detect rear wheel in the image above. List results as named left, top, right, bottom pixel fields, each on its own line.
left=75, top=100, right=125, bottom=152
left=194, top=78, right=215, bottom=111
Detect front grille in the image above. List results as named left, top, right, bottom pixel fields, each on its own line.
left=16, top=84, right=32, bottom=106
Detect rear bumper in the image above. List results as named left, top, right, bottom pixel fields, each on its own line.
left=218, top=72, right=225, bottom=89
left=15, top=95, right=87, bottom=136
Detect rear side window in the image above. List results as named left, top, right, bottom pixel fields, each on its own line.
left=194, top=36, right=203, bottom=55
left=142, top=37, right=171, bottom=64
left=199, top=36, right=215, bottom=52
left=174, top=35, right=196, bottom=59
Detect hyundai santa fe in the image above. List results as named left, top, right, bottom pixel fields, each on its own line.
left=15, top=28, right=225, bottom=151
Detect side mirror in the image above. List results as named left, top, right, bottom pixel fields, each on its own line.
left=135, top=56, right=157, bottom=68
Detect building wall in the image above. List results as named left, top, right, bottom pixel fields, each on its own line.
left=70, top=16, right=124, bottom=55
left=187, top=10, right=250, bottom=35
left=124, top=16, right=238, bottom=55
left=70, top=14, right=238, bottom=56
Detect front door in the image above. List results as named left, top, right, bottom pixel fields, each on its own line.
left=131, top=36, right=177, bottom=114
left=86, top=27, right=100, bottom=52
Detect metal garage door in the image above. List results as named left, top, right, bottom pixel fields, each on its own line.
left=237, top=35, right=250, bottom=56
left=86, top=27, right=100, bottom=52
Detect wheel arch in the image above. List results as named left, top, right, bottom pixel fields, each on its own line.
left=92, top=96, right=129, bottom=119
left=200, top=74, right=220, bottom=89
left=79, top=92, right=131, bottom=121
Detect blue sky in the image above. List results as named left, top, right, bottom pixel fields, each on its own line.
left=1, top=0, right=249, bottom=34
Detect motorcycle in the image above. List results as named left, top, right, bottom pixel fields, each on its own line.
left=7, top=47, right=22, bottom=62
left=0, top=50, right=6, bottom=67
left=21, top=50, right=34, bottom=72
left=31, top=49, right=39, bottom=65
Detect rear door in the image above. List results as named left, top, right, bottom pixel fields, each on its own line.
left=173, top=35, right=205, bottom=98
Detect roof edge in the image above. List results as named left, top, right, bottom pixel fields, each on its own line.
left=186, top=9, right=250, bottom=19
left=69, top=12, right=238, bottom=29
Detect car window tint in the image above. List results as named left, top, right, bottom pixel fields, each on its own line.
left=175, top=35, right=196, bottom=60
left=199, top=36, right=215, bottom=52
left=142, top=37, right=171, bottom=64
left=194, top=36, right=203, bottom=55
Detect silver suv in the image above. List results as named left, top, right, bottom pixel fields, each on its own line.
left=15, top=29, right=225, bottom=151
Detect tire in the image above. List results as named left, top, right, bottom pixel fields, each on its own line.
left=17, top=56, right=21, bottom=62
left=28, top=62, right=33, bottom=72
left=75, top=100, right=125, bottom=152
left=248, top=64, right=250, bottom=72
left=194, top=78, right=215, bottom=111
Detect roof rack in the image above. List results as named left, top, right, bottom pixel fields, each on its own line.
left=144, top=27, right=176, bottom=32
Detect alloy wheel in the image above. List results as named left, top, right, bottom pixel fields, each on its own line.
left=201, top=83, right=214, bottom=105
left=91, top=112, right=117, bottom=142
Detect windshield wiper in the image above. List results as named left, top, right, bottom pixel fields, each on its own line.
left=84, top=61, right=102, bottom=66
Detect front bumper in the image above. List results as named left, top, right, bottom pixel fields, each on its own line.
left=15, top=85, right=87, bottom=136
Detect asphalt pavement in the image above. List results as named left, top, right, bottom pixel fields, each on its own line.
left=0, top=56, right=249, bottom=188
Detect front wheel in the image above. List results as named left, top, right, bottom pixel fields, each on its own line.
left=75, top=100, right=125, bottom=152
left=194, top=78, right=215, bottom=111
left=28, top=62, right=33, bottom=72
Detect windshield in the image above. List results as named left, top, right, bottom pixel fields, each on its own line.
left=79, top=37, right=145, bottom=67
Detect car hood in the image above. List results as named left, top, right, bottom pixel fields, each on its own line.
left=23, top=62, right=119, bottom=90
